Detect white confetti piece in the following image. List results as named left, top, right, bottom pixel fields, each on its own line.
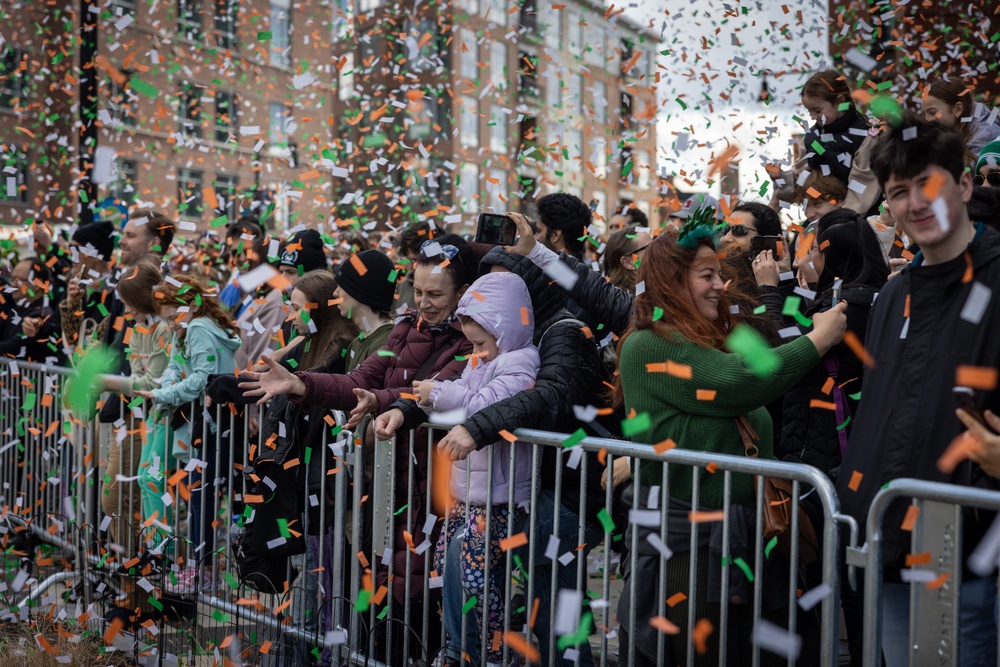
left=554, top=589, right=583, bottom=636
left=753, top=619, right=802, bottom=660
left=541, top=260, right=579, bottom=291
left=237, top=264, right=278, bottom=293
left=960, top=282, right=992, bottom=324
left=645, top=533, right=673, bottom=561
left=797, top=583, right=831, bottom=611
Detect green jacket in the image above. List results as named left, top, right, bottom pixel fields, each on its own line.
left=344, top=322, right=393, bottom=373
left=619, top=329, right=819, bottom=508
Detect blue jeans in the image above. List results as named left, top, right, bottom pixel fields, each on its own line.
left=514, top=489, right=603, bottom=667
left=882, top=577, right=997, bottom=666
left=443, top=526, right=482, bottom=665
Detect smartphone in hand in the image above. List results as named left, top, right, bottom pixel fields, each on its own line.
left=474, top=214, right=517, bottom=246
left=954, top=386, right=998, bottom=434
left=749, top=235, right=784, bottom=260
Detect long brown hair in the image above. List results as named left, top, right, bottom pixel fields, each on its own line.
left=116, top=258, right=162, bottom=315
left=603, top=226, right=643, bottom=293
left=292, top=271, right=360, bottom=370
left=926, top=77, right=977, bottom=166
left=611, top=230, right=735, bottom=407
left=801, top=70, right=855, bottom=115
left=152, top=274, right=237, bottom=340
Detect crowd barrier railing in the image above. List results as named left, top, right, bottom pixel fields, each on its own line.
left=857, top=478, right=1000, bottom=667
left=13, top=358, right=1000, bottom=667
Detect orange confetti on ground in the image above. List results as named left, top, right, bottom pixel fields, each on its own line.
left=692, top=618, right=713, bottom=654
left=848, top=470, right=863, bottom=491
left=905, top=552, right=931, bottom=566
left=937, top=430, right=981, bottom=474
left=654, top=439, right=677, bottom=454
left=956, top=365, right=998, bottom=390
left=503, top=632, right=540, bottom=662
left=696, top=389, right=717, bottom=401
left=666, top=592, right=687, bottom=607
left=901, top=505, right=920, bottom=532
left=649, top=616, right=681, bottom=634
left=499, top=532, right=528, bottom=551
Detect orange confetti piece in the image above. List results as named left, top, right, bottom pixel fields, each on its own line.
left=498, top=430, right=518, bottom=443
left=267, top=272, right=291, bottom=292
left=503, top=632, right=540, bottom=662
left=666, top=592, right=687, bottom=608
left=705, top=462, right=719, bottom=474
left=597, top=447, right=607, bottom=465
left=922, top=170, right=946, bottom=200
left=821, top=377, right=835, bottom=394
left=104, top=617, right=124, bottom=644
left=956, top=365, right=998, bottom=391
left=260, top=640, right=272, bottom=655
left=962, top=251, right=973, bottom=283
left=696, top=389, right=717, bottom=401
left=649, top=616, right=681, bottom=634
left=529, top=597, right=540, bottom=628
left=653, top=438, right=677, bottom=454
left=905, top=552, right=931, bottom=566
left=357, top=551, right=369, bottom=568
left=499, top=532, right=528, bottom=551
left=692, top=618, right=714, bottom=654
left=927, top=572, right=951, bottom=590
left=520, top=307, right=529, bottom=326
left=937, top=430, right=981, bottom=474
left=689, top=510, right=725, bottom=523
left=843, top=331, right=875, bottom=368
left=349, top=253, right=368, bottom=276
left=901, top=505, right=920, bottom=532
left=847, top=470, right=863, bottom=491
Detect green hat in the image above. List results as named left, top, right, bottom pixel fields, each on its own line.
left=976, top=138, right=1000, bottom=174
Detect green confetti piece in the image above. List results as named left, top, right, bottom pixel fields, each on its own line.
left=752, top=305, right=766, bottom=315
left=258, top=31, right=272, bottom=40
left=652, top=306, right=664, bottom=321
left=65, top=345, right=116, bottom=418
left=596, top=507, right=615, bottom=534
left=225, top=572, right=239, bottom=589
left=732, top=556, right=754, bottom=581
left=277, top=518, right=291, bottom=538
left=129, top=77, right=160, bottom=99
left=836, top=416, right=852, bottom=431
left=376, top=349, right=397, bottom=357
left=764, top=535, right=779, bottom=558
left=148, top=596, right=164, bottom=611
left=848, top=391, right=861, bottom=401
left=212, top=609, right=231, bottom=623
left=376, top=604, right=390, bottom=620
left=758, top=181, right=770, bottom=197
left=210, top=215, right=229, bottom=228
left=557, top=610, right=593, bottom=648
left=838, top=102, right=851, bottom=111
left=562, top=428, right=586, bottom=448
left=725, top=324, right=780, bottom=377
left=621, top=412, right=651, bottom=437
left=869, top=95, right=903, bottom=126
left=462, top=595, right=478, bottom=614
left=792, top=310, right=813, bottom=328
left=781, top=295, right=802, bottom=316
left=22, top=392, right=35, bottom=411
left=810, top=140, right=825, bottom=156
left=393, top=504, right=409, bottom=516
left=388, top=269, right=398, bottom=282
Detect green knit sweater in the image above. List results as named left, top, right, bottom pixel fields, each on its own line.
left=619, top=329, right=820, bottom=508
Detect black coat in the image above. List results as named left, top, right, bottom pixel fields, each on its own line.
left=837, top=224, right=1000, bottom=580
left=778, top=285, right=876, bottom=476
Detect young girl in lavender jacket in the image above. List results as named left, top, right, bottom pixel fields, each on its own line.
left=412, top=271, right=539, bottom=666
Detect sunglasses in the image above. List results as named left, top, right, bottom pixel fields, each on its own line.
left=420, top=239, right=460, bottom=260
left=722, top=224, right=756, bottom=238
left=973, top=172, right=1000, bottom=187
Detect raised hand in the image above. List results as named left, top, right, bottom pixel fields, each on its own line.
left=346, top=387, right=378, bottom=428
left=238, top=355, right=306, bottom=405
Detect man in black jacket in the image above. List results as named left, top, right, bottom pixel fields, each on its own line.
left=377, top=247, right=620, bottom=667
left=836, top=113, right=1000, bottom=665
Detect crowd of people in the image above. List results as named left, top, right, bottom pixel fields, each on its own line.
left=3, top=68, right=1000, bottom=666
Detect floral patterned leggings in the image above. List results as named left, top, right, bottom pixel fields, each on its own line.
left=434, top=500, right=528, bottom=664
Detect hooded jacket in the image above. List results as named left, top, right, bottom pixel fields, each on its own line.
left=837, top=223, right=1000, bottom=579
left=430, top=272, right=540, bottom=507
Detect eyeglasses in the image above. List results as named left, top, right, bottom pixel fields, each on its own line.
left=722, top=224, right=756, bottom=238
left=630, top=243, right=650, bottom=256
left=420, top=239, right=460, bottom=260
left=973, top=172, right=1000, bottom=187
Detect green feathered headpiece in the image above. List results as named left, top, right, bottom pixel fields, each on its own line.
left=677, top=205, right=720, bottom=250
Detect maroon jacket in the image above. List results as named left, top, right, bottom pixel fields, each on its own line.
left=291, top=311, right=472, bottom=603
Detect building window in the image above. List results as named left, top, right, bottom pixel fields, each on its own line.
left=178, top=0, right=203, bottom=41
left=0, top=144, right=28, bottom=204
left=482, top=0, right=506, bottom=25
left=565, top=127, right=581, bottom=161
left=568, top=73, right=582, bottom=114
left=338, top=52, right=355, bottom=101
left=408, top=95, right=441, bottom=140
left=460, top=95, right=478, bottom=148
left=486, top=167, right=507, bottom=211
left=214, top=0, right=237, bottom=48
left=178, top=82, right=203, bottom=139
left=0, top=46, right=27, bottom=111
left=112, top=158, right=137, bottom=206
left=460, top=29, right=478, bottom=83
left=591, top=191, right=607, bottom=229
left=177, top=168, right=204, bottom=221
left=636, top=149, right=651, bottom=189
left=332, top=0, right=354, bottom=41
left=592, top=81, right=607, bottom=124
left=215, top=91, right=238, bottom=143
left=459, top=162, right=479, bottom=212
left=357, top=0, right=381, bottom=10
left=490, top=42, right=507, bottom=91
left=542, top=9, right=560, bottom=49
left=270, top=0, right=291, bottom=67
left=584, top=22, right=605, bottom=68
left=214, top=173, right=239, bottom=221
left=268, top=102, right=292, bottom=157
left=592, top=137, right=607, bottom=178
left=108, top=70, right=137, bottom=127
left=545, top=68, right=561, bottom=107
left=489, top=112, right=506, bottom=154
left=456, top=0, right=478, bottom=14
left=567, top=11, right=582, bottom=50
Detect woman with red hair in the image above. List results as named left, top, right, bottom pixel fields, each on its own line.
left=615, top=223, right=847, bottom=665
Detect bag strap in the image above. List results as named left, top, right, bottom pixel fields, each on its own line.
left=822, top=355, right=851, bottom=458
left=538, top=317, right=587, bottom=351
left=735, top=415, right=760, bottom=458
left=414, top=327, right=459, bottom=381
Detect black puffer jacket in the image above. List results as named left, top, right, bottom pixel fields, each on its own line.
left=777, top=285, right=876, bottom=477
left=541, top=250, right=635, bottom=337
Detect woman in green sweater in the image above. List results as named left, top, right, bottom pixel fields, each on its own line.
left=616, top=225, right=847, bottom=666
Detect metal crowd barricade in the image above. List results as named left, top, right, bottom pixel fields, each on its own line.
left=857, top=478, right=1000, bottom=667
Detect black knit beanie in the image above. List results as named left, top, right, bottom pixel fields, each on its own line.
left=71, top=221, right=115, bottom=261
left=279, top=229, right=328, bottom=274
left=334, top=249, right=396, bottom=313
